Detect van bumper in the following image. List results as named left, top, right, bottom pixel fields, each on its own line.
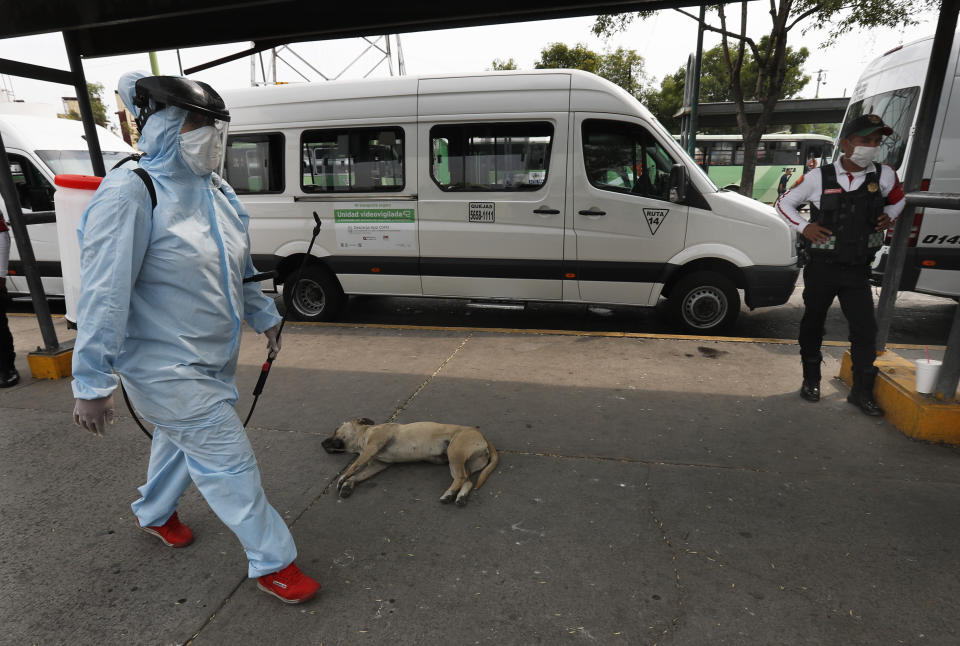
left=742, top=264, right=800, bottom=309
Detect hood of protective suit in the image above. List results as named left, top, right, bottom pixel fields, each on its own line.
left=117, top=71, right=206, bottom=181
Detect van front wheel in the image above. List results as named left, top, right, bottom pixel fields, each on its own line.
left=282, top=264, right=344, bottom=322
left=668, top=272, right=740, bottom=333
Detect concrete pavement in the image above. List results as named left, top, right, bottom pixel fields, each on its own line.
left=2, top=312, right=959, bottom=645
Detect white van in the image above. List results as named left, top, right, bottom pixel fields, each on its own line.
left=221, top=70, right=800, bottom=332
left=842, top=34, right=960, bottom=298
left=0, top=114, right=134, bottom=298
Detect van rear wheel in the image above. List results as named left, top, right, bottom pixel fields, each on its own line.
left=282, top=264, right=344, bottom=322
left=668, top=271, right=740, bottom=333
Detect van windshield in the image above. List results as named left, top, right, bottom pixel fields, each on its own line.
left=838, top=87, right=920, bottom=169
left=35, top=150, right=131, bottom=176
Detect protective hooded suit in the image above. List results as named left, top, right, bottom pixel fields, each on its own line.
left=71, top=71, right=296, bottom=577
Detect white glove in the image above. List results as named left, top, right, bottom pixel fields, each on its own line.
left=264, top=324, right=282, bottom=359
left=73, top=395, right=115, bottom=436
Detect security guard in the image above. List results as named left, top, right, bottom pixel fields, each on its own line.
left=776, top=114, right=906, bottom=415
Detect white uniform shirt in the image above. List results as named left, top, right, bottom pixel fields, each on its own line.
left=775, top=159, right=906, bottom=234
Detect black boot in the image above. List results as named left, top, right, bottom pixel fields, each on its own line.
left=0, top=367, right=19, bottom=388
left=800, top=356, right=821, bottom=402
left=847, top=367, right=883, bottom=416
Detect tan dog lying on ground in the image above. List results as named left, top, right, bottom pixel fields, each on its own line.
left=321, top=418, right=499, bottom=506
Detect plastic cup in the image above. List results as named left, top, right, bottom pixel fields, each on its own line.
left=914, top=359, right=942, bottom=395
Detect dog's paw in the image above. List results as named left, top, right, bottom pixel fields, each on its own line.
left=338, top=479, right=355, bottom=498
left=439, top=494, right=453, bottom=504
left=455, top=496, right=469, bottom=507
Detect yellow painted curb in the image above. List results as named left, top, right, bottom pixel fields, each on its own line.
left=839, top=350, right=960, bottom=444
left=27, top=343, right=74, bottom=380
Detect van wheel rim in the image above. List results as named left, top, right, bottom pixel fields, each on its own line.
left=682, top=286, right=727, bottom=329
left=293, top=279, right=325, bottom=317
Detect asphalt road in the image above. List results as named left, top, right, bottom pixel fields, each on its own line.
left=315, top=280, right=955, bottom=346
left=9, top=279, right=955, bottom=346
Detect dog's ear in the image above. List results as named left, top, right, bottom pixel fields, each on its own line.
left=357, top=417, right=375, bottom=426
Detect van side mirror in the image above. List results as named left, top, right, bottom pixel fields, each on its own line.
left=669, top=163, right=688, bottom=204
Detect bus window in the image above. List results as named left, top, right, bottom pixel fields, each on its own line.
left=801, top=142, right=834, bottom=173
left=769, top=141, right=800, bottom=165
left=708, top=142, right=735, bottom=166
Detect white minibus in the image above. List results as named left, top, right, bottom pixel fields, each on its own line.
left=841, top=34, right=960, bottom=298
left=0, top=114, right=134, bottom=297
left=221, top=70, right=801, bottom=333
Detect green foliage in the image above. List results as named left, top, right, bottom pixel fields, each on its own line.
left=597, top=47, right=647, bottom=96
left=534, top=42, right=647, bottom=100
left=795, top=0, right=939, bottom=46
left=646, top=43, right=810, bottom=132
left=63, top=83, right=109, bottom=128
left=792, top=122, right=841, bottom=137
left=534, top=42, right=601, bottom=74
left=490, top=58, right=518, bottom=71
left=87, top=82, right=108, bottom=128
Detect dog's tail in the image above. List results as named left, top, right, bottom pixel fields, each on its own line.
left=475, top=438, right=500, bottom=489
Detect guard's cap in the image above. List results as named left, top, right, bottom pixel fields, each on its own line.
left=840, top=114, right=893, bottom=139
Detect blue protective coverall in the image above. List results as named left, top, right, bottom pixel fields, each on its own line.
left=71, top=72, right=296, bottom=577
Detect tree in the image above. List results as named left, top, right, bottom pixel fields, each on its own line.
left=534, top=42, right=648, bottom=101
left=646, top=43, right=810, bottom=132
left=490, top=58, right=518, bottom=71
left=594, top=0, right=938, bottom=198
left=596, top=47, right=647, bottom=98
left=63, top=82, right=109, bottom=128
left=534, top=42, right=600, bottom=74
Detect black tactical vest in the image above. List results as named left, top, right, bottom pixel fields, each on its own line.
left=806, top=163, right=887, bottom=265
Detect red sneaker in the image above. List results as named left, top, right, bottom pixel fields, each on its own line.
left=136, top=511, right=194, bottom=548
left=257, top=563, right=321, bottom=604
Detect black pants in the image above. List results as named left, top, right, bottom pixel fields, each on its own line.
left=0, top=285, right=14, bottom=373
left=798, top=261, right=877, bottom=373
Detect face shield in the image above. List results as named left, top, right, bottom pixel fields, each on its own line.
left=179, top=111, right=230, bottom=177
left=133, top=76, right=231, bottom=176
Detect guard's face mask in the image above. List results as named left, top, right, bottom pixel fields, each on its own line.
left=847, top=145, right=880, bottom=168
left=179, top=119, right=228, bottom=176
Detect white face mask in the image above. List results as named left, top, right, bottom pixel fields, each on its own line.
left=179, top=125, right=223, bottom=176
left=847, top=145, right=879, bottom=168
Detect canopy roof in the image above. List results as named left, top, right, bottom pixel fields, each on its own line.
left=3, top=0, right=707, bottom=59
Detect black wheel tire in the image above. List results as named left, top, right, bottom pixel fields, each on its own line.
left=282, top=263, right=344, bottom=322
left=668, top=271, right=740, bottom=333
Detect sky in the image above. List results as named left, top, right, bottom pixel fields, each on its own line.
left=0, top=4, right=944, bottom=132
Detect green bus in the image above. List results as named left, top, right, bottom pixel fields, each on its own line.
left=680, top=134, right=835, bottom=204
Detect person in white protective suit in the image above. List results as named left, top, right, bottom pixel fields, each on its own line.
left=71, top=72, right=320, bottom=604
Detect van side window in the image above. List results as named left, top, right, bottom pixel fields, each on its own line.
left=582, top=120, right=676, bottom=202
left=430, top=122, right=553, bottom=191
left=225, top=133, right=284, bottom=194
left=301, top=127, right=404, bottom=193
left=7, top=155, right=54, bottom=212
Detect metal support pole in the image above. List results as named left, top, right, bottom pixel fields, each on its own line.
left=875, top=0, right=958, bottom=351
left=0, top=133, right=59, bottom=351
left=903, top=191, right=960, bottom=399
left=936, top=303, right=960, bottom=401
left=686, top=5, right=706, bottom=159
left=62, top=31, right=106, bottom=177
